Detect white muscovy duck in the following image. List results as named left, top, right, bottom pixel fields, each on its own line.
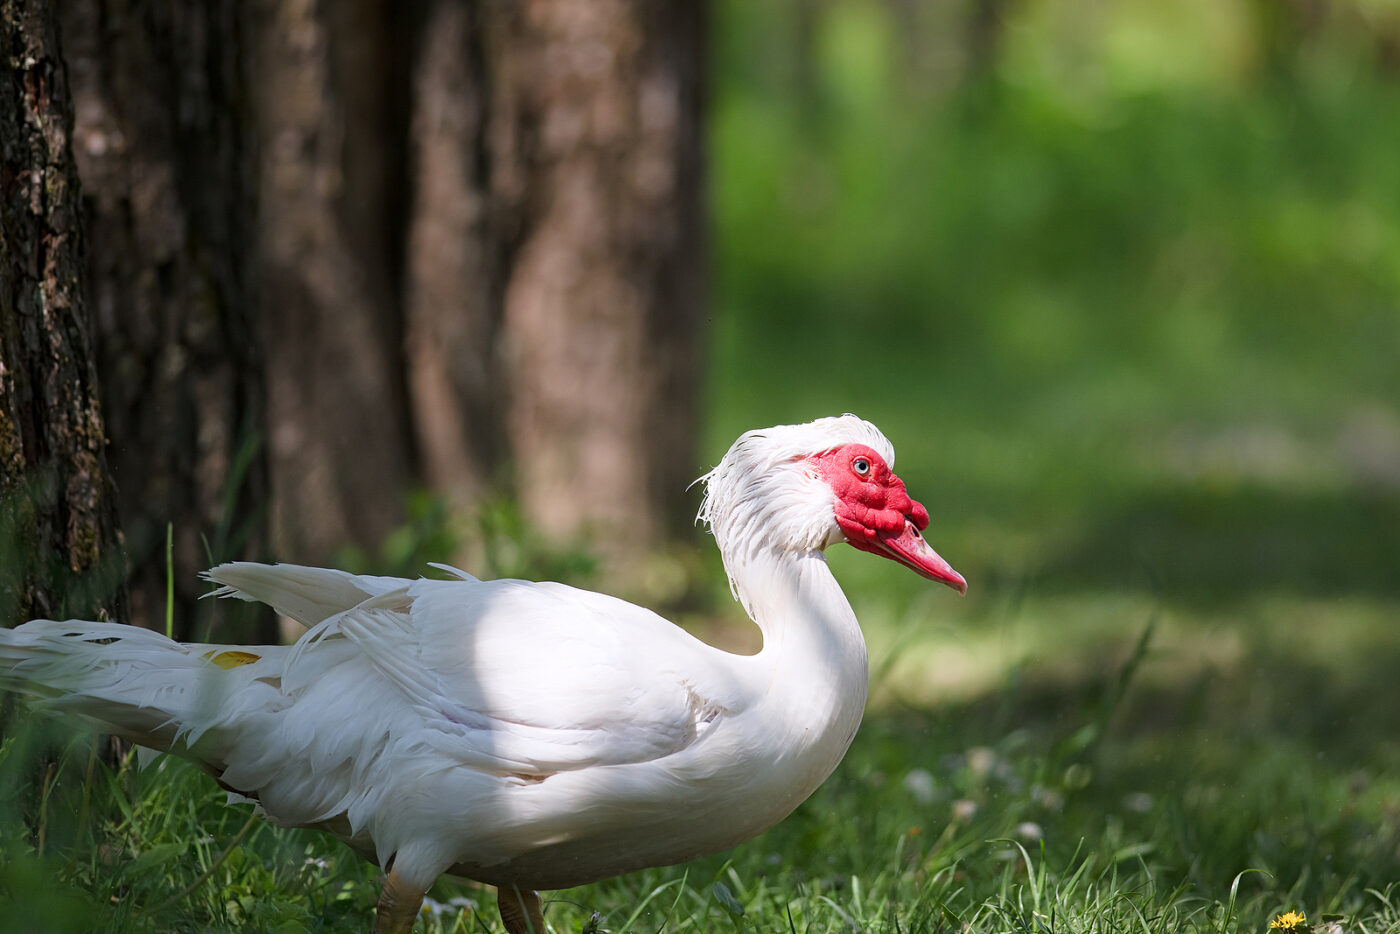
left=0, top=415, right=965, bottom=933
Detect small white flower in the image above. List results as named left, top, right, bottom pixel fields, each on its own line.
left=967, top=747, right=997, bottom=778
left=903, top=768, right=936, bottom=804
left=420, top=894, right=477, bottom=918
left=1015, top=821, right=1043, bottom=841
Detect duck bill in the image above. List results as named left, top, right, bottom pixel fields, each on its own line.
left=869, top=520, right=967, bottom=595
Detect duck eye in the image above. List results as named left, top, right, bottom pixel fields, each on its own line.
left=852, top=457, right=871, bottom=477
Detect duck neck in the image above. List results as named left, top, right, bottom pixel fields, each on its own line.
left=732, top=549, right=870, bottom=761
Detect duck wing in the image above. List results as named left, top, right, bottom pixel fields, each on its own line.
left=207, top=565, right=734, bottom=781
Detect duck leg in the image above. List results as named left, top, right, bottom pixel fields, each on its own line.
left=497, top=885, right=546, bottom=934
left=373, top=868, right=425, bottom=934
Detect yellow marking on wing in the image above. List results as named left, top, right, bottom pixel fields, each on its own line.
left=204, top=650, right=261, bottom=669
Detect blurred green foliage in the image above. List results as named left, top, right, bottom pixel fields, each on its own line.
left=699, top=2, right=1400, bottom=923
left=708, top=0, right=1400, bottom=609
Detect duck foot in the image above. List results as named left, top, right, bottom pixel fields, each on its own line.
left=373, top=868, right=426, bottom=934
left=498, top=885, right=546, bottom=934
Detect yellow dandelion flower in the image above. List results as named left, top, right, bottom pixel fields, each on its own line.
left=1269, top=911, right=1307, bottom=930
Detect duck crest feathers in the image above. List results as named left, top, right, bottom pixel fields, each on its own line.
left=696, top=415, right=894, bottom=609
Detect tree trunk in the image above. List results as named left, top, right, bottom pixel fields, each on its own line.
left=965, top=0, right=1012, bottom=83
left=0, top=0, right=125, bottom=626
left=488, top=0, right=707, bottom=569
left=250, top=0, right=417, bottom=564
left=58, top=0, right=272, bottom=642
left=402, top=0, right=505, bottom=506
left=3, top=0, right=708, bottom=629
left=399, top=0, right=708, bottom=578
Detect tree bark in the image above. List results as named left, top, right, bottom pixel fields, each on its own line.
left=400, top=0, right=709, bottom=576
left=488, top=0, right=707, bottom=566
left=402, top=0, right=505, bottom=506
left=59, top=0, right=272, bottom=642
left=250, top=0, right=416, bottom=564
left=0, top=0, right=125, bottom=626
left=964, top=0, right=1012, bottom=83
left=3, top=0, right=708, bottom=629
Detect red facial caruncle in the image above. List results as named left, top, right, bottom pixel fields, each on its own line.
left=807, top=444, right=967, bottom=595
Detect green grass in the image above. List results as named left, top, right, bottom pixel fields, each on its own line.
left=4, top=597, right=1400, bottom=932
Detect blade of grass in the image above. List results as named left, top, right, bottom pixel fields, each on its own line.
left=165, top=522, right=174, bottom=640
left=147, top=808, right=260, bottom=914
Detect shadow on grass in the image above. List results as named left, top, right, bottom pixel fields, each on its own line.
left=839, top=628, right=1400, bottom=919
left=1032, top=483, right=1400, bottom=602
